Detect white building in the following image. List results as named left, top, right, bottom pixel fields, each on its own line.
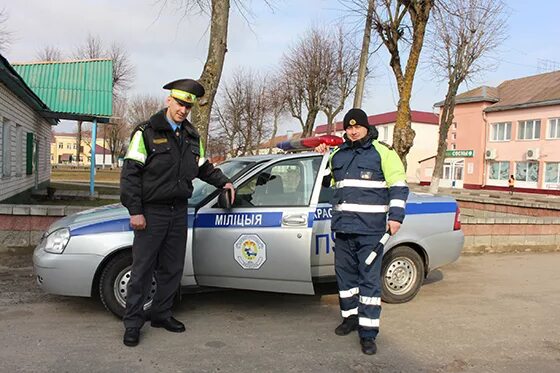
left=0, top=54, right=56, bottom=202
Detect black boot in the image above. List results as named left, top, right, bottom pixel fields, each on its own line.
left=123, top=327, right=140, bottom=347
left=360, top=337, right=377, bottom=355
left=334, top=315, right=358, bottom=336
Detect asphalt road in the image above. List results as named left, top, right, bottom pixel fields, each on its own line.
left=0, top=249, right=559, bottom=373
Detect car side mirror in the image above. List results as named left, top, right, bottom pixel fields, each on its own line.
left=218, top=189, right=232, bottom=209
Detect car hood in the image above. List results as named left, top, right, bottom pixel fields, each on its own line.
left=45, top=203, right=130, bottom=236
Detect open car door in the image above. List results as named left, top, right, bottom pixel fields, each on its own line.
left=192, top=155, right=323, bottom=294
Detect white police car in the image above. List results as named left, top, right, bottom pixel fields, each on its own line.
left=33, top=152, right=464, bottom=317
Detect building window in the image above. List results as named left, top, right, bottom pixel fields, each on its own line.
left=15, top=125, right=23, bottom=176
left=2, top=120, right=11, bottom=177
left=451, top=143, right=456, bottom=150
left=377, top=125, right=389, bottom=142
left=452, top=122, right=457, bottom=130
left=488, top=161, right=509, bottom=181
left=548, top=118, right=560, bottom=139
left=66, top=143, right=72, bottom=149
left=58, top=142, right=63, bottom=149
left=73, top=143, right=77, bottom=150
left=545, top=162, right=560, bottom=184
left=490, top=122, right=511, bottom=141
left=518, top=120, right=541, bottom=140
left=515, top=161, right=539, bottom=182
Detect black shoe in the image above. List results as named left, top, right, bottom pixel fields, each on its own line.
left=334, top=316, right=358, bottom=336
left=123, top=327, right=140, bottom=347
left=151, top=316, right=185, bottom=333
left=360, top=338, right=377, bottom=355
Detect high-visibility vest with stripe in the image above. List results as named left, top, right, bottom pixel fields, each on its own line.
left=328, top=138, right=409, bottom=235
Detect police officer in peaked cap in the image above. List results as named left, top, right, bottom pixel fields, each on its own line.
left=316, top=108, right=409, bottom=355
left=120, top=78, right=235, bottom=347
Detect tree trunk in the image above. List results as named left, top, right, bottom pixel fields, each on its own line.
left=303, top=109, right=319, bottom=137
left=192, top=0, right=230, bottom=149
left=429, top=81, right=459, bottom=194
left=353, top=0, right=375, bottom=109
left=268, top=112, right=279, bottom=154
left=392, top=102, right=414, bottom=170
left=325, top=110, right=336, bottom=135
left=391, top=1, right=432, bottom=168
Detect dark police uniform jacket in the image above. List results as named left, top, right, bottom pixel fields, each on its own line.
left=329, top=131, right=409, bottom=235
left=120, top=109, right=230, bottom=215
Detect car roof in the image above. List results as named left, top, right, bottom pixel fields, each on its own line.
left=226, top=152, right=322, bottom=163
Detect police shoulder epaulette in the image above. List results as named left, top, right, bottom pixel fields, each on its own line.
left=134, top=121, right=149, bottom=132
left=378, top=141, right=393, bottom=150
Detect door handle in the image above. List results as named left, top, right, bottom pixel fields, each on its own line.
left=282, top=214, right=307, bottom=226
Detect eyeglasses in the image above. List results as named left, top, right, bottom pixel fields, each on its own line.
left=173, top=97, right=193, bottom=109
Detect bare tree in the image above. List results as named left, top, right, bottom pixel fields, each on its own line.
left=428, top=0, right=507, bottom=193
left=281, top=28, right=336, bottom=137
left=74, top=34, right=104, bottom=59
left=0, top=8, right=12, bottom=52
left=373, top=0, right=433, bottom=168
left=36, top=46, right=63, bottom=61
left=213, top=69, right=271, bottom=156
left=127, top=94, right=165, bottom=126
left=160, top=0, right=276, bottom=148
left=109, top=43, right=135, bottom=97
left=322, top=26, right=361, bottom=133
left=104, top=97, right=131, bottom=167
left=266, top=77, right=286, bottom=154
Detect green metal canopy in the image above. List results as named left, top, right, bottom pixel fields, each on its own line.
left=13, top=59, right=113, bottom=122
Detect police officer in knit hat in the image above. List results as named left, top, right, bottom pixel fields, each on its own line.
left=316, top=108, right=409, bottom=355
left=120, top=78, right=235, bottom=347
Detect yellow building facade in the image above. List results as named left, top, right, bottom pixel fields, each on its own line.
left=51, top=132, right=109, bottom=165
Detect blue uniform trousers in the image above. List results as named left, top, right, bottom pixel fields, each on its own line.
left=335, top=232, right=383, bottom=339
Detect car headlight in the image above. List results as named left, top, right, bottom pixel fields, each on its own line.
left=43, top=228, right=71, bottom=254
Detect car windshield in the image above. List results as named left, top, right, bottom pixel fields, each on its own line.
left=189, top=160, right=254, bottom=206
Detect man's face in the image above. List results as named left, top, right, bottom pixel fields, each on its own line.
left=166, top=96, right=192, bottom=123
left=345, top=124, right=368, bottom=142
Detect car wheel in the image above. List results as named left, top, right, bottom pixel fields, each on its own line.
left=98, top=251, right=157, bottom=318
left=381, top=246, right=424, bottom=304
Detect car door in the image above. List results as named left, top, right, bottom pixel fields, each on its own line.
left=193, top=155, right=323, bottom=295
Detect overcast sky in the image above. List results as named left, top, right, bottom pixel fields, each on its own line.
left=3, top=0, right=560, bottom=134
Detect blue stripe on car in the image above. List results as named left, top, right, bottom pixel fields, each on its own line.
left=69, top=202, right=457, bottom=235
left=405, top=202, right=457, bottom=215
left=71, top=218, right=132, bottom=236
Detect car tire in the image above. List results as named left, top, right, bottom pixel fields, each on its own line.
left=381, top=246, right=424, bottom=304
left=98, top=251, right=156, bottom=318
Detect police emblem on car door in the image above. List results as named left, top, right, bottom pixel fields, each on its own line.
left=192, top=156, right=323, bottom=294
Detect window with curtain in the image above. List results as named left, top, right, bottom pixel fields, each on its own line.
left=490, top=122, right=511, bottom=141
left=515, top=161, right=539, bottom=182
left=548, top=118, right=560, bottom=139
left=488, top=161, right=509, bottom=180
left=518, top=120, right=541, bottom=140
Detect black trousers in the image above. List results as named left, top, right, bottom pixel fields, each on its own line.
left=123, top=204, right=188, bottom=328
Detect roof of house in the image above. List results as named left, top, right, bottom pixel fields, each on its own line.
left=434, top=85, right=500, bottom=107
left=94, top=144, right=110, bottom=154
left=436, top=70, right=560, bottom=112
left=0, top=53, right=57, bottom=125
left=314, top=110, right=439, bottom=134
left=12, top=59, right=113, bottom=122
